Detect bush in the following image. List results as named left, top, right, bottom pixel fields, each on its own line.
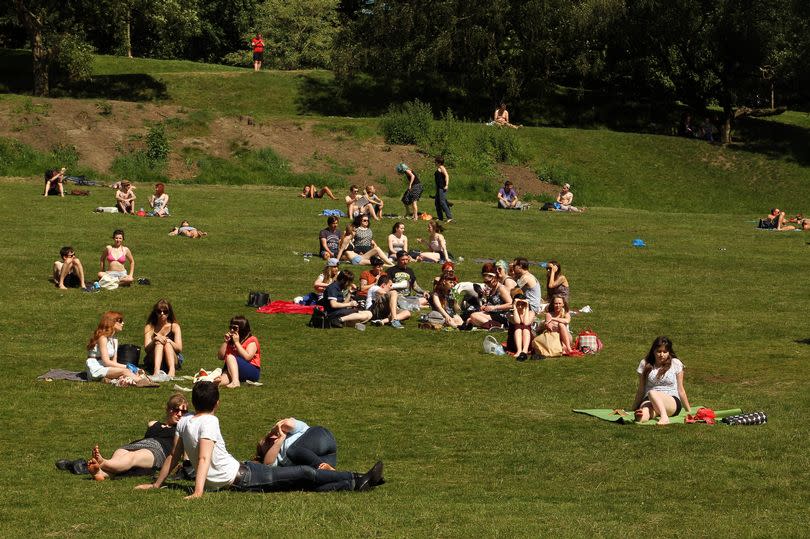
left=110, top=151, right=167, bottom=183
left=52, top=34, right=94, bottom=83
left=146, top=125, right=170, bottom=163
left=379, top=99, right=433, bottom=145
left=474, top=126, right=526, bottom=164
left=50, top=144, right=80, bottom=169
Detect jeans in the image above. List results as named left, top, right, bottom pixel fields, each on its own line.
left=234, top=461, right=354, bottom=492
left=286, top=426, right=337, bottom=468
left=434, top=189, right=453, bottom=220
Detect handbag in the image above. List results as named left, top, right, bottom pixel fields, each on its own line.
left=246, top=291, right=270, bottom=307
left=532, top=331, right=563, bottom=357
left=117, top=343, right=141, bottom=366
left=574, top=328, right=603, bottom=354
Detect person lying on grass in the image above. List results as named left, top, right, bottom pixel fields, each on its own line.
left=136, top=381, right=384, bottom=497
left=300, top=184, right=337, bottom=199
left=53, top=246, right=88, bottom=290
left=168, top=220, right=208, bottom=238
left=758, top=208, right=795, bottom=230
left=255, top=418, right=339, bottom=470
left=56, top=393, right=189, bottom=478
left=632, top=336, right=691, bottom=425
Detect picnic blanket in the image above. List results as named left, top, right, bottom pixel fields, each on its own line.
left=37, top=369, right=88, bottom=382
left=256, top=300, right=316, bottom=315
left=573, top=406, right=742, bottom=425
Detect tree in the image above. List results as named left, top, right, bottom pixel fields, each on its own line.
left=13, top=0, right=62, bottom=95
left=254, top=0, right=340, bottom=69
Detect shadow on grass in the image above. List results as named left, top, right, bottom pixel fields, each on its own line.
left=795, top=338, right=810, bottom=345
left=729, top=116, right=810, bottom=167
left=295, top=73, right=396, bottom=117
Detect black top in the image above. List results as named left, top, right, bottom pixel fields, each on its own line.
left=386, top=265, right=417, bottom=295
left=133, top=421, right=176, bottom=455
left=434, top=169, right=447, bottom=191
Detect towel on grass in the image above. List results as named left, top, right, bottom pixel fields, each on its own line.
left=256, top=300, right=316, bottom=315
left=37, top=369, right=88, bottom=382
left=573, top=406, right=742, bottom=425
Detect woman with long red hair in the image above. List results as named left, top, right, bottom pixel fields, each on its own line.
left=85, top=311, right=139, bottom=382
left=148, top=183, right=170, bottom=217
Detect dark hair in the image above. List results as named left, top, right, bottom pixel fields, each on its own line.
left=369, top=255, right=384, bottom=266
left=60, top=246, right=74, bottom=258
left=429, top=220, right=444, bottom=233
left=337, top=270, right=354, bottom=287
left=147, top=298, right=177, bottom=326
left=435, top=156, right=445, bottom=165
left=643, top=336, right=676, bottom=380
left=327, top=216, right=339, bottom=226
left=514, top=257, right=529, bottom=270
left=376, top=274, right=391, bottom=286
left=112, top=229, right=125, bottom=239
left=391, top=222, right=404, bottom=234
left=192, top=381, right=219, bottom=413
left=396, top=250, right=408, bottom=259
left=353, top=214, right=369, bottom=227
left=546, top=260, right=563, bottom=287
left=504, top=180, right=513, bottom=188
left=154, top=183, right=165, bottom=196
left=229, top=315, right=252, bottom=342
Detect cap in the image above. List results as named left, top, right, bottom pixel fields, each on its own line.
left=327, top=258, right=339, bottom=267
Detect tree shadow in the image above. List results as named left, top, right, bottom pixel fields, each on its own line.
left=727, top=116, right=810, bottom=167
left=295, top=72, right=393, bottom=117
left=794, top=338, right=810, bottom=345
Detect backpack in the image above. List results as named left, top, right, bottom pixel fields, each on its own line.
left=574, top=328, right=603, bottom=354
left=308, top=306, right=344, bottom=329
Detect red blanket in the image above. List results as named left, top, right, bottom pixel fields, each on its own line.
left=256, top=301, right=315, bottom=315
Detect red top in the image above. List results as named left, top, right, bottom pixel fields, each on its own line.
left=226, top=335, right=261, bottom=368
left=251, top=37, right=264, bottom=53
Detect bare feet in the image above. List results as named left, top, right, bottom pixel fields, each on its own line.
left=656, top=417, right=670, bottom=426
left=225, top=382, right=240, bottom=389
left=92, top=444, right=105, bottom=466
left=58, top=284, right=68, bottom=290
left=318, top=463, right=336, bottom=471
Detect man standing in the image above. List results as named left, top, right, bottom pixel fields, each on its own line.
left=251, top=33, right=265, bottom=72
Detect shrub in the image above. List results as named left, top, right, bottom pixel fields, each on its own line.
left=52, top=34, right=94, bottom=83
left=379, top=99, right=433, bottom=145
left=111, top=151, right=167, bottom=183
left=474, top=126, right=526, bottom=163
left=50, top=144, right=80, bottom=169
left=146, top=125, right=170, bottom=163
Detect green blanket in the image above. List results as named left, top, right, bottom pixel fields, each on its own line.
left=573, top=406, right=742, bottom=425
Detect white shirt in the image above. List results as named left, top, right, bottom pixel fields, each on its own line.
left=177, top=414, right=240, bottom=490
left=365, top=284, right=386, bottom=309
left=637, top=357, right=684, bottom=398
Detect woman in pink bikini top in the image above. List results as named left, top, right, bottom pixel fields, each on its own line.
left=98, top=229, right=135, bottom=286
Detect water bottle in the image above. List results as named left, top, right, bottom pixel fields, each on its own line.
left=137, top=207, right=146, bottom=217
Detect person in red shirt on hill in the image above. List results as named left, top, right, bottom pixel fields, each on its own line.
left=251, top=33, right=265, bottom=71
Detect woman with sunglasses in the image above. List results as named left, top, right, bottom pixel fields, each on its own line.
left=85, top=311, right=140, bottom=383
left=216, top=315, right=260, bottom=389
left=466, top=263, right=513, bottom=330
left=143, top=299, right=183, bottom=377
left=494, top=259, right=517, bottom=293
left=58, top=394, right=189, bottom=481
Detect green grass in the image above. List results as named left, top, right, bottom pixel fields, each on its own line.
left=0, top=179, right=808, bottom=537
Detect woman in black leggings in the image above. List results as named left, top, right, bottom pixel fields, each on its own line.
left=255, top=418, right=338, bottom=470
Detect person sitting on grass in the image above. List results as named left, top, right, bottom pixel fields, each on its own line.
left=556, top=184, right=585, bottom=212
left=632, top=336, right=691, bottom=425
left=99, top=229, right=135, bottom=286
left=300, top=184, right=336, bottom=200
left=508, top=290, right=535, bottom=361
left=319, top=216, right=341, bottom=260
left=255, top=418, right=339, bottom=470
left=466, top=263, right=512, bottom=330
left=366, top=275, right=410, bottom=328
left=85, top=311, right=140, bottom=383
left=169, top=220, right=208, bottom=238
left=56, top=393, right=189, bottom=479
left=136, top=381, right=385, bottom=497
left=53, top=246, right=87, bottom=290
left=215, top=315, right=260, bottom=389
left=364, top=185, right=385, bottom=217
left=345, top=184, right=379, bottom=220
left=431, top=271, right=463, bottom=328
left=497, top=180, right=524, bottom=209
left=337, top=215, right=392, bottom=265
left=148, top=183, right=170, bottom=217
left=387, top=222, right=409, bottom=260
left=143, top=299, right=183, bottom=377
left=495, top=259, right=517, bottom=292
left=312, top=258, right=340, bottom=303
left=322, top=270, right=373, bottom=328
left=43, top=167, right=66, bottom=197
left=115, top=180, right=136, bottom=214
left=545, top=260, right=569, bottom=302
left=357, top=255, right=386, bottom=301
left=416, top=220, right=452, bottom=263
left=386, top=250, right=430, bottom=308
left=492, top=103, right=520, bottom=129
left=513, top=257, right=543, bottom=313
left=543, top=295, right=573, bottom=355
left=758, top=208, right=795, bottom=230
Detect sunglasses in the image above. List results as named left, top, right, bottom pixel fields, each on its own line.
left=157, top=309, right=169, bottom=315
left=171, top=407, right=188, bottom=414
left=116, top=319, right=124, bottom=324
left=65, top=253, right=75, bottom=258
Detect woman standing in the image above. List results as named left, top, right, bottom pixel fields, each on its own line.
left=434, top=156, right=453, bottom=222
left=85, top=311, right=139, bottom=382
left=397, top=163, right=423, bottom=220
left=216, top=316, right=261, bottom=389
left=148, top=183, right=170, bottom=217
left=98, top=229, right=135, bottom=286
left=143, top=299, right=183, bottom=377
left=632, top=337, right=691, bottom=425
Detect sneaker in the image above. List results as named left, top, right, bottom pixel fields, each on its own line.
left=390, top=320, right=404, bottom=329
left=355, top=323, right=366, bottom=331
left=371, top=319, right=384, bottom=326
left=446, top=218, right=453, bottom=223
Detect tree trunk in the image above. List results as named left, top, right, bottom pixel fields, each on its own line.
left=721, top=104, right=733, bottom=144
left=14, top=0, right=49, bottom=96
left=125, top=13, right=133, bottom=58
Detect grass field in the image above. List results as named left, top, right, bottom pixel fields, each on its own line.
left=1, top=179, right=808, bottom=537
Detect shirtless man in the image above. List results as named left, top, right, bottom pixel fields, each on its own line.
left=556, top=184, right=585, bottom=212
left=53, top=246, right=87, bottom=290
left=493, top=103, right=519, bottom=129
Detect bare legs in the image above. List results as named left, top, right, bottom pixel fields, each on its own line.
left=545, top=321, right=572, bottom=353
left=317, top=187, right=336, bottom=200
left=219, top=353, right=242, bottom=388
left=150, top=343, right=177, bottom=377
left=634, top=390, right=678, bottom=425
left=88, top=445, right=155, bottom=481
left=54, top=258, right=87, bottom=289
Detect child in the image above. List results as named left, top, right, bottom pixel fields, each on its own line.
left=53, top=246, right=87, bottom=290
left=137, top=381, right=384, bottom=497
left=631, top=336, right=692, bottom=425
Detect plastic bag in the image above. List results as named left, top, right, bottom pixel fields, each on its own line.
left=483, top=335, right=506, bottom=356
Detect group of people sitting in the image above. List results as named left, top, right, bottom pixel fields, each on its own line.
left=53, top=229, right=135, bottom=290
left=497, top=181, right=585, bottom=212
left=113, top=181, right=170, bottom=216
left=57, top=382, right=385, bottom=495
left=758, top=208, right=809, bottom=231
left=678, top=112, right=720, bottom=142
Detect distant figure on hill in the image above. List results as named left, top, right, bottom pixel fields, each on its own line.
left=497, top=180, right=524, bottom=209
left=556, top=184, right=585, bottom=212
left=251, top=33, right=265, bottom=71
left=43, top=167, right=66, bottom=197
left=300, top=184, right=336, bottom=200
left=678, top=112, right=696, bottom=138
left=53, top=246, right=88, bottom=290
left=758, top=208, right=795, bottom=231
left=492, top=103, right=520, bottom=129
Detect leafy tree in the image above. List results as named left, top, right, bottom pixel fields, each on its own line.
left=253, top=0, right=340, bottom=69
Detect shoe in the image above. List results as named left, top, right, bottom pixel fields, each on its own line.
left=445, top=218, right=453, bottom=223
left=354, top=461, right=384, bottom=491
left=71, top=459, right=89, bottom=475
left=390, top=320, right=403, bottom=329
left=55, top=459, right=73, bottom=471
left=516, top=352, right=528, bottom=362
left=137, top=278, right=151, bottom=285
left=369, top=460, right=384, bottom=486
left=371, top=319, right=384, bottom=326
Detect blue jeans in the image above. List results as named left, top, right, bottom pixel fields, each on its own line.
left=434, top=189, right=452, bottom=220
left=286, top=426, right=337, bottom=468
left=234, top=461, right=354, bottom=492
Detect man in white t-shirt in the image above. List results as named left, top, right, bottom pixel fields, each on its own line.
left=137, top=382, right=384, bottom=498
left=366, top=275, right=410, bottom=328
